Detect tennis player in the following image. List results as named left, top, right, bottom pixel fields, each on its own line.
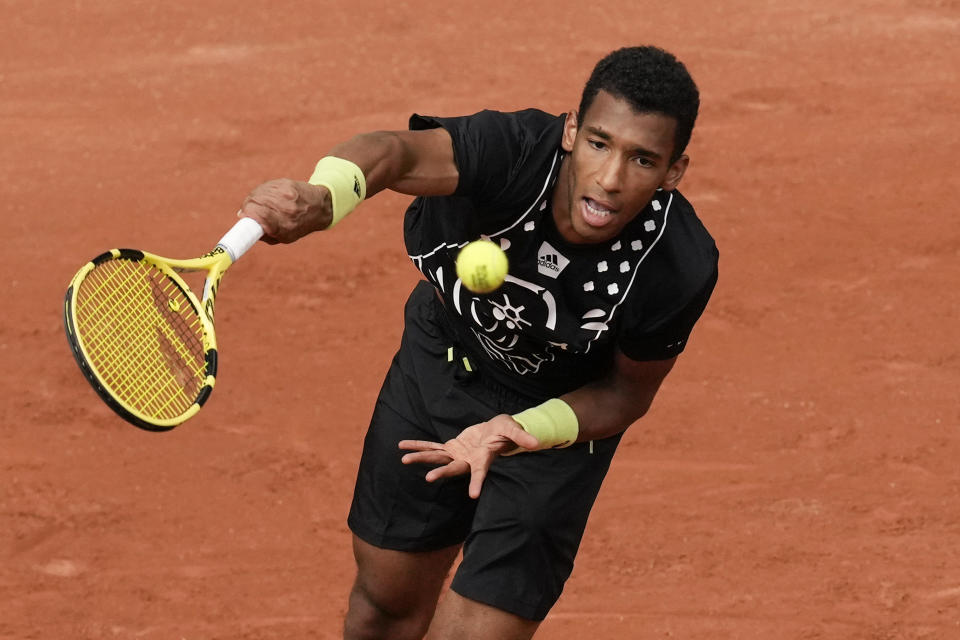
left=240, top=46, right=718, bottom=640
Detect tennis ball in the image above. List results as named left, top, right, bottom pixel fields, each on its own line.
left=456, top=239, right=508, bottom=294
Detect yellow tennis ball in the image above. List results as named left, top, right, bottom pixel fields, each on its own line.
left=456, top=239, right=508, bottom=294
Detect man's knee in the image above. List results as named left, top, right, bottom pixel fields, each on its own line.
left=343, top=537, right=461, bottom=640
left=344, top=577, right=434, bottom=640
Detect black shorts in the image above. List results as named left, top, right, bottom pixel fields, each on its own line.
left=348, top=280, right=622, bottom=621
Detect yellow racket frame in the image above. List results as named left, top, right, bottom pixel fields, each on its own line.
left=63, top=218, right=262, bottom=431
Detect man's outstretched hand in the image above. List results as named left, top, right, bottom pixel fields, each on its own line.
left=399, top=415, right=540, bottom=498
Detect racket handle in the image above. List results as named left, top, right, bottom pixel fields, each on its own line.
left=216, top=217, right=264, bottom=263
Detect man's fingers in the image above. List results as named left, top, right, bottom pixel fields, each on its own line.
left=505, top=422, right=541, bottom=451
left=425, top=460, right=469, bottom=483
left=468, top=466, right=489, bottom=499
left=238, top=200, right=279, bottom=239
left=397, top=421, right=523, bottom=498
left=398, top=439, right=445, bottom=452
left=400, top=450, right=452, bottom=466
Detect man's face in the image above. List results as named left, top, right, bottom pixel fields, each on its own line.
left=553, top=90, right=689, bottom=245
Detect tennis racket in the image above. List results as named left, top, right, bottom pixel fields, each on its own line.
left=63, top=217, right=264, bottom=431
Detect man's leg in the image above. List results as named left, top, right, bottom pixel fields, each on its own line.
left=344, top=535, right=461, bottom=640
left=426, top=591, right=540, bottom=640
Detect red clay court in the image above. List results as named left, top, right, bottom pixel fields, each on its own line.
left=2, top=1, right=959, bottom=638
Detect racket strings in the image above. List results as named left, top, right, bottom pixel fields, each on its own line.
left=82, top=261, right=204, bottom=415
left=74, top=258, right=207, bottom=420
left=79, top=263, right=201, bottom=413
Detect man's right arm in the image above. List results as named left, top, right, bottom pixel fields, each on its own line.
left=329, top=128, right=458, bottom=198
left=240, top=127, right=457, bottom=243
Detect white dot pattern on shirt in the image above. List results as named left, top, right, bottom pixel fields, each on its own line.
left=574, top=198, right=668, bottom=318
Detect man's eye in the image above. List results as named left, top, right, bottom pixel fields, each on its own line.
left=588, top=140, right=605, bottom=150
left=635, top=156, right=654, bottom=167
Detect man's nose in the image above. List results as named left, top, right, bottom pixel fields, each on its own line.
left=595, top=156, right=622, bottom=193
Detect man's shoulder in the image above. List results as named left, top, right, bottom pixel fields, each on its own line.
left=493, top=107, right=564, bottom=127
left=621, top=189, right=718, bottom=297
left=665, top=190, right=716, bottom=250
left=410, top=108, right=564, bottom=140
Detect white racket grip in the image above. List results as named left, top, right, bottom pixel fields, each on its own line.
left=216, top=217, right=264, bottom=263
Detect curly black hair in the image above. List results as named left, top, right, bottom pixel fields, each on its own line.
left=578, top=46, right=700, bottom=162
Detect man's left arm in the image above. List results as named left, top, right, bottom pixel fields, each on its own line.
left=399, top=351, right=676, bottom=498
left=561, top=351, right=675, bottom=442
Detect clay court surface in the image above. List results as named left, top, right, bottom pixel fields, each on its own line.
left=3, top=0, right=959, bottom=638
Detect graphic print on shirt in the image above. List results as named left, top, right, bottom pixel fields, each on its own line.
left=409, top=181, right=674, bottom=377
left=453, top=271, right=560, bottom=375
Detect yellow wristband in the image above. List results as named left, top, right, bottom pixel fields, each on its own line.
left=308, top=156, right=367, bottom=227
left=510, top=398, right=579, bottom=452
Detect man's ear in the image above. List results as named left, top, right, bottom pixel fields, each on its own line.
left=660, top=155, right=689, bottom=191
left=561, top=110, right=578, bottom=153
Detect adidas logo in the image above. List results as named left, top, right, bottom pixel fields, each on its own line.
left=537, top=241, right=569, bottom=278
left=353, top=176, right=362, bottom=199
left=540, top=253, right=560, bottom=268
